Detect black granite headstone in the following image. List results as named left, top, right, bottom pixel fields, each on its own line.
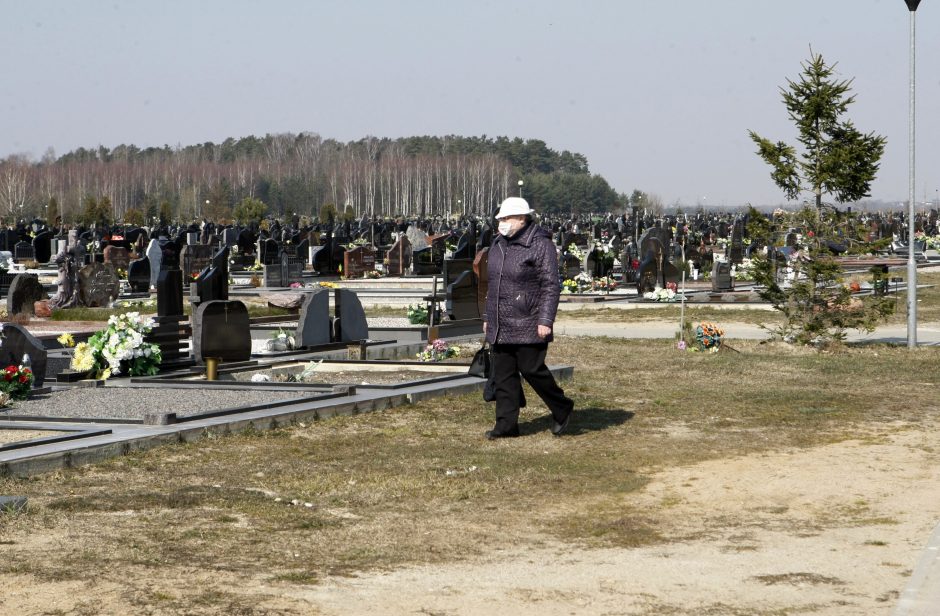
left=712, top=260, right=734, bottom=292
left=294, top=289, right=331, bottom=347
left=157, top=269, right=183, bottom=318
left=192, top=300, right=251, bottom=363
left=192, top=246, right=229, bottom=307
left=32, top=231, right=53, bottom=264
left=446, top=270, right=480, bottom=320
left=0, top=323, right=46, bottom=387
left=333, top=289, right=368, bottom=343
left=127, top=256, right=150, bottom=293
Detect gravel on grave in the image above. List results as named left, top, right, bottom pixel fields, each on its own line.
left=0, top=388, right=310, bottom=421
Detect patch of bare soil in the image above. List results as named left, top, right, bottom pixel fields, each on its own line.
left=7, top=422, right=935, bottom=614
left=283, top=422, right=940, bottom=615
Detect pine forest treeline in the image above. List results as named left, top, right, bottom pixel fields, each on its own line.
left=0, top=133, right=622, bottom=224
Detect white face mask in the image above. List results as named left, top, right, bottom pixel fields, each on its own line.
left=497, top=221, right=515, bottom=236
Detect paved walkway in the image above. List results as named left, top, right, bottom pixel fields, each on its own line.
left=554, top=319, right=940, bottom=346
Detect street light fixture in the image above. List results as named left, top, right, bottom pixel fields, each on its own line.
left=518, top=180, right=524, bottom=197
left=905, top=0, right=921, bottom=349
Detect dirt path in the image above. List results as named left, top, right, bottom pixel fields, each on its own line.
left=286, top=422, right=940, bottom=615
left=3, top=422, right=939, bottom=614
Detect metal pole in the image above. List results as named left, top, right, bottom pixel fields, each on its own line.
left=907, top=6, right=918, bottom=348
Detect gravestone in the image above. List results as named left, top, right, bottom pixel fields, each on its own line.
left=446, top=270, right=479, bottom=320
left=180, top=244, right=214, bottom=282
left=294, top=289, right=331, bottom=347
left=32, top=231, right=53, bottom=264
left=192, top=300, right=251, bottom=363
left=103, top=245, right=131, bottom=272
left=222, top=227, right=238, bottom=247
left=295, top=238, right=309, bottom=264
left=6, top=274, right=46, bottom=316
left=157, top=268, right=183, bottom=318
left=0, top=323, right=46, bottom=387
left=191, top=246, right=229, bottom=308
left=262, top=263, right=283, bottom=288
left=281, top=251, right=304, bottom=286
left=311, top=239, right=344, bottom=275
left=405, top=226, right=429, bottom=252
left=712, top=261, right=734, bottom=292
left=333, top=289, right=368, bottom=343
left=586, top=244, right=614, bottom=278
left=261, top=238, right=280, bottom=265
left=343, top=246, right=376, bottom=279
left=560, top=253, right=581, bottom=281
left=127, top=256, right=150, bottom=293
left=636, top=229, right=681, bottom=293
left=146, top=239, right=162, bottom=289
left=729, top=221, right=744, bottom=265
left=386, top=235, right=411, bottom=276
left=413, top=235, right=446, bottom=276
left=452, top=231, right=474, bottom=260
left=145, top=268, right=190, bottom=368
left=0, top=230, right=15, bottom=252
left=13, top=241, right=34, bottom=263
left=77, top=263, right=121, bottom=307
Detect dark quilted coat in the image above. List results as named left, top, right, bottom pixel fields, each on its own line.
left=484, top=222, right=560, bottom=345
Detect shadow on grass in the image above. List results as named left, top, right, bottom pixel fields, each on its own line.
left=519, top=407, right=633, bottom=436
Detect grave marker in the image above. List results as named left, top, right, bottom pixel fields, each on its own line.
left=343, top=246, right=376, bottom=279
left=294, top=289, right=331, bottom=347
left=0, top=323, right=46, bottom=387
left=77, top=263, right=121, bottom=308
left=192, top=300, right=251, bottom=363
left=6, top=274, right=45, bottom=316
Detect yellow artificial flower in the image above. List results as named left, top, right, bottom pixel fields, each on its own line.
left=71, top=342, right=95, bottom=372
left=57, top=332, right=76, bottom=348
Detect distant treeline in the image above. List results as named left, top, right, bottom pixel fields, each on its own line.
left=0, top=133, right=625, bottom=224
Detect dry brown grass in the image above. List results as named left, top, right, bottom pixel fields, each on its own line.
left=1, top=336, right=939, bottom=612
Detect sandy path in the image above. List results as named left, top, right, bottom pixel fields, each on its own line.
left=289, top=422, right=940, bottom=615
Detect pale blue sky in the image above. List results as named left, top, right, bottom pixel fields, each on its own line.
left=1, top=0, right=937, bottom=207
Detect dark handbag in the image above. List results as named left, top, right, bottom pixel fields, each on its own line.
left=468, top=343, right=491, bottom=379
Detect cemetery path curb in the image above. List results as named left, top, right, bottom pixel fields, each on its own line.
left=894, top=520, right=940, bottom=616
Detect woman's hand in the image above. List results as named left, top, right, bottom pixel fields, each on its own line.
left=537, top=325, right=552, bottom=339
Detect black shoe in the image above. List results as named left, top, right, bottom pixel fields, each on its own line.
left=485, top=428, right=520, bottom=440
left=551, top=412, right=571, bottom=436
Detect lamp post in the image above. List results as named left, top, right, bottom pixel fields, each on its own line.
left=905, top=0, right=921, bottom=349
left=518, top=180, right=524, bottom=197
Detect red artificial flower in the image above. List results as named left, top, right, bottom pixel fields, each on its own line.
left=3, top=373, right=11, bottom=382
left=807, top=231, right=815, bottom=238
left=21, top=368, right=30, bottom=375
left=18, top=375, right=28, bottom=384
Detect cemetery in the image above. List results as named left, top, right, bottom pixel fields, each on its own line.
left=0, top=194, right=937, bottom=614
left=0, top=205, right=934, bottom=477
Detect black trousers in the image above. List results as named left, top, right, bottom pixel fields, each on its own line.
left=491, top=343, right=573, bottom=434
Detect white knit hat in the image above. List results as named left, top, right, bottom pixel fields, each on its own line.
left=494, top=197, right=534, bottom=219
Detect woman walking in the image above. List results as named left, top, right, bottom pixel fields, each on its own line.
left=482, top=197, right=574, bottom=439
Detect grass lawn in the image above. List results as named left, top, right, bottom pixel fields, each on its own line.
left=1, top=335, right=938, bottom=613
